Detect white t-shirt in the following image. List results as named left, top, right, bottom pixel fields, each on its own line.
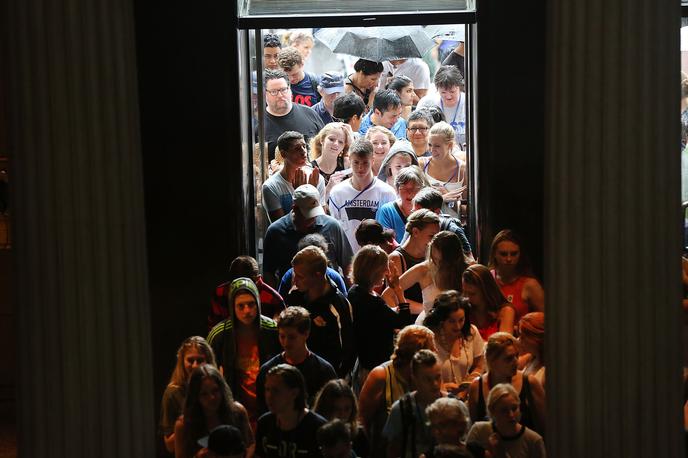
left=379, top=58, right=431, bottom=90
left=416, top=92, right=466, bottom=145
left=261, top=170, right=326, bottom=222
left=328, top=178, right=396, bottom=251
left=436, top=324, right=485, bottom=385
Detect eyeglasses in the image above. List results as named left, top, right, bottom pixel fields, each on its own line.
left=408, top=127, right=429, bottom=132
left=266, top=87, right=290, bottom=96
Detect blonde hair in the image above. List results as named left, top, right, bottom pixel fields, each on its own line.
left=285, top=31, right=314, bottom=48
left=405, top=208, right=440, bottom=234
left=350, top=245, right=388, bottom=291
left=292, top=246, right=328, bottom=276
left=365, top=125, right=396, bottom=147
left=487, top=383, right=519, bottom=418
left=485, top=332, right=517, bottom=368
left=429, top=121, right=455, bottom=145
left=310, top=123, right=353, bottom=160
left=168, top=336, right=216, bottom=388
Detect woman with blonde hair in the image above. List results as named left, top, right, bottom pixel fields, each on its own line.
left=159, top=336, right=216, bottom=454
left=284, top=30, right=314, bottom=62
left=462, top=264, right=515, bottom=340
left=488, top=229, right=545, bottom=321
left=365, top=125, right=396, bottom=177
left=358, top=324, right=437, bottom=456
left=309, top=123, right=353, bottom=196
left=517, top=312, right=545, bottom=386
left=466, top=383, right=546, bottom=457
left=418, top=121, right=467, bottom=218
left=467, top=332, right=545, bottom=437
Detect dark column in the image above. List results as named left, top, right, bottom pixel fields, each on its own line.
left=476, top=0, right=546, bottom=273
left=5, top=0, right=154, bottom=456
left=546, top=0, right=684, bottom=456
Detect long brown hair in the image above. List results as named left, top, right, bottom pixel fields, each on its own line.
left=428, top=231, right=468, bottom=291
left=181, top=364, right=242, bottom=456
left=313, top=379, right=360, bottom=433
left=462, top=264, right=508, bottom=314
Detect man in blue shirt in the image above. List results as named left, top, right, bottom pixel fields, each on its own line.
left=358, top=89, right=407, bottom=139
left=278, top=46, right=320, bottom=107
left=312, top=71, right=345, bottom=125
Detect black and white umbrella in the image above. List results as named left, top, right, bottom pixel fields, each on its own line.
left=314, top=26, right=436, bottom=62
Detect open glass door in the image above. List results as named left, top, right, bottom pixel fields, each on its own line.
left=235, top=6, right=479, bottom=269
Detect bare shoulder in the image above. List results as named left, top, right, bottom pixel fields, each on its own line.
left=524, top=277, right=543, bottom=290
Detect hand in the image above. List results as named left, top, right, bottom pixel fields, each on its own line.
left=442, top=186, right=466, bottom=202
left=195, top=448, right=209, bottom=458
left=386, top=262, right=400, bottom=289
left=454, top=41, right=465, bottom=57
left=308, top=166, right=320, bottom=186
left=442, top=382, right=460, bottom=394
left=292, top=168, right=307, bottom=188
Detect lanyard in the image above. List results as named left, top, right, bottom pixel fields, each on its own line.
left=440, top=93, right=462, bottom=125
left=329, top=179, right=375, bottom=212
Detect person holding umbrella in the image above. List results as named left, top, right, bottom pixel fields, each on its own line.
left=344, top=58, right=384, bottom=112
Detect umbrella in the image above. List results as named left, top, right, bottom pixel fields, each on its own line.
left=424, top=24, right=465, bottom=42
left=314, top=26, right=436, bottom=62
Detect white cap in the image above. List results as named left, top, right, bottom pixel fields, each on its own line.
left=293, top=184, right=325, bottom=219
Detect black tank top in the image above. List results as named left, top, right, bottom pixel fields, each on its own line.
left=394, top=246, right=424, bottom=306
left=476, top=374, right=537, bottom=433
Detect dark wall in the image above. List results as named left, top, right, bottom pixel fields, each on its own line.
left=476, top=0, right=546, bottom=279
left=133, top=2, right=247, bottom=451
left=134, top=0, right=547, bottom=451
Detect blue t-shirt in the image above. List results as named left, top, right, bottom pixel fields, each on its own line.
left=375, top=201, right=406, bottom=243
left=358, top=112, right=407, bottom=139
left=312, top=100, right=335, bottom=125
left=278, top=266, right=348, bottom=298
left=291, top=72, right=320, bottom=107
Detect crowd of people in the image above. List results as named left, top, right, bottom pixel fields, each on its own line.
left=159, top=30, right=547, bottom=458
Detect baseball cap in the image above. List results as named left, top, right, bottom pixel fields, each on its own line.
left=197, top=425, right=245, bottom=455
left=319, top=71, right=345, bottom=94
left=293, top=184, right=325, bottom=219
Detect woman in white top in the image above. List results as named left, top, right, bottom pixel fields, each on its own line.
left=309, top=122, right=353, bottom=198
left=423, top=290, right=485, bottom=400
left=383, top=231, right=468, bottom=317
left=418, top=121, right=467, bottom=219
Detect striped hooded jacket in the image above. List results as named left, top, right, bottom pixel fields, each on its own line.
left=207, top=277, right=280, bottom=393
